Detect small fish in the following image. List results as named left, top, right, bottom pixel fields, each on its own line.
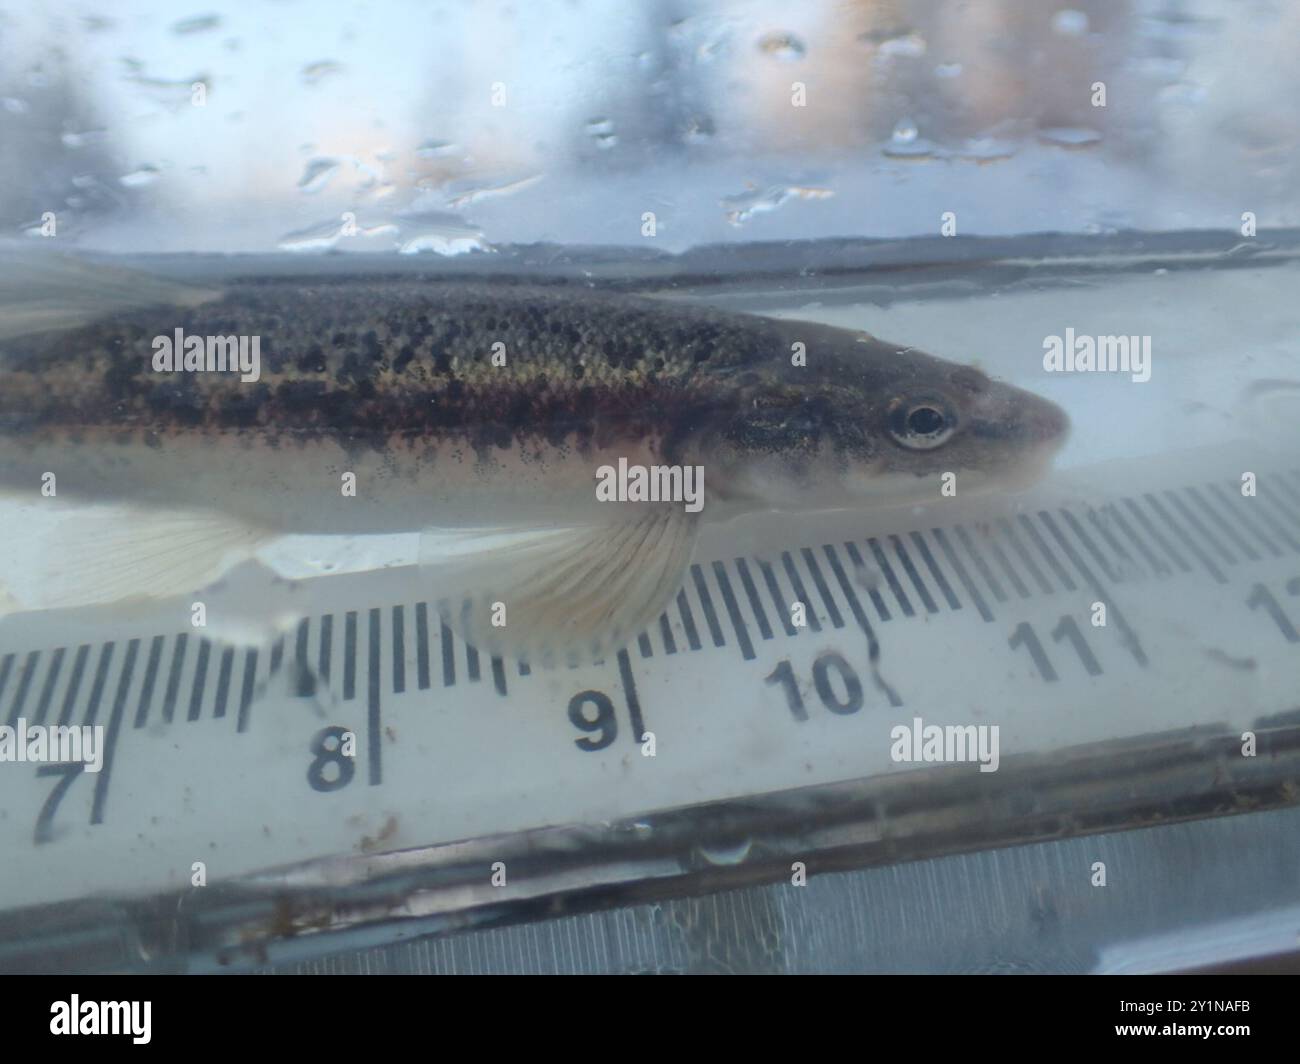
left=0, top=249, right=1068, bottom=659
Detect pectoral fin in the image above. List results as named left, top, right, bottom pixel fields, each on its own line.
left=419, top=508, right=699, bottom=664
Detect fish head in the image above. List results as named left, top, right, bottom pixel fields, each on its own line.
left=707, top=333, right=1070, bottom=512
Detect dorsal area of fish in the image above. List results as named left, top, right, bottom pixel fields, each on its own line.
left=0, top=281, right=791, bottom=457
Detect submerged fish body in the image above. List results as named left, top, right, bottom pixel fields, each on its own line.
left=0, top=253, right=1069, bottom=657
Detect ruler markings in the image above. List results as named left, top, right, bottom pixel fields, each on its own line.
left=712, top=561, right=755, bottom=660
left=675, top=588, right=703, bottom=651
left=367, top=608, right=382, bottom=786
left=82, top=643, right=115, bottom=727
left=615, top=649, right=646, bottom=747
left=636, top=632, right=654, bottom=659
left=909, top=531, right=962, bottom=612
left=1141, top=493, right=1224, bottom=582
left=930, top=527, right=992, bottom=621
left=6, top=650, right=41, bottom=727
left=889, top=533, right=940, bottom=612
left=780, top=551, right=822, bottom=632
left=799, top=547, right=845, bottom=630
left=758, top=559, right=798, bottom=636
left=415, top=603, right=431, bottom=691
left=318, top=613, right=334, bottom=688
left=734, top=558, right=775, bottom=641
left=1058, top=510, right=1119, bottom=586
left=1121, top=496, right=1192, bottom=575
left=0, top=653, right=12, bottom=717
left=1016, top=515, right=1076, bottom=592
left=862, top=538, right=908, bottom=617
left=1039, top=510, right=1149, bottom=667
left=391, top=605, right=406, bottom=696
left=1252, top=486, right=1300, bottom=552
left=1092, top=503, right=1163, bottom=579
left=954, top=524, right=1008, bottom=604
left=187, top=639, right=211, bottom=723
left=213, top=646, right=234, bottom=720
left=1187, top=486, right=1260, bottom=563
left=160, top=634, right=188, bottom=724
left=689, top=564, right=728, bottom=649
left=979, top=524, right=1032, bottom=599
left=33, top=646, right=66, bottom=727
left=343, top=611, right=358, bottom=700
left=92, top=638, right=139, bottom=825
left=1206, top=484, right=1281, bottom=558
left=57, top=645, right=90, bottom=727
left=236, top=648, right=258, bottom=733
left=996, top=518, right=1055, bottom=594
left=491, top=656, right=508, bottom=695
left=1164, top=489, right=1236, bottom=566
left=658, top=612, right=678, bottom=655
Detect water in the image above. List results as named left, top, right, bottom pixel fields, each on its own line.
left=0, top=0, right=1297, bottom=975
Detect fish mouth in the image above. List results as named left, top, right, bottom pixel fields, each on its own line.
left=968, top=388, right=1071, bottom=451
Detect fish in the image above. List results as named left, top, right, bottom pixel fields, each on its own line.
left=0, top=248, right=1069, bottom=660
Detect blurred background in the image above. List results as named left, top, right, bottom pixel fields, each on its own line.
left=1, top=0, right=1296, bottom=254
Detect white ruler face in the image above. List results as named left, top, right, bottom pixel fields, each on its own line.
left=1, top=452, right=1298, bottom=913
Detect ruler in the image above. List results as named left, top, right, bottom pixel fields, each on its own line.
left=1, top=448, right=1299, bottom=965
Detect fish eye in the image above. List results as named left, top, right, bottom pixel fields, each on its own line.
left=887, top=397, right=956, bottom=450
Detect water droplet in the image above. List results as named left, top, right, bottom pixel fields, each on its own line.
left=1051, top=10, right=1090, bottom=36
left=2, top=97, right=29, bottom=114
left=957, top=136, right=1018, bottom=162
left=722, top=183, right=832, bottom=225
left=891, top=118, right=918, bottom=144
left=301, top=60, right=343, bottom=86
left=415, top=138, right=458, bottom=159
left=683, top=114, right=715, bottom=144
left=934, top=62, right=962, bottom=78
left=398, top=212, right=492, bottom=256
left=172, top=14, right=221, bottom=35
left=696, top=839, right=753, bottom=866
left=119, top=166, right=161, bottom=188
left=874, top=32, right=927, bottom=58
left=757, top=32, right=805, bottom=61
left=1037, top=126, right=1103, bottom=148
left=60, top=128, right=109, bottom=148
left=585, top=117, right=618, bottom=150
left=444, top=172, right=543, bottom=209
left=297, top=157, right=340, bottom=194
